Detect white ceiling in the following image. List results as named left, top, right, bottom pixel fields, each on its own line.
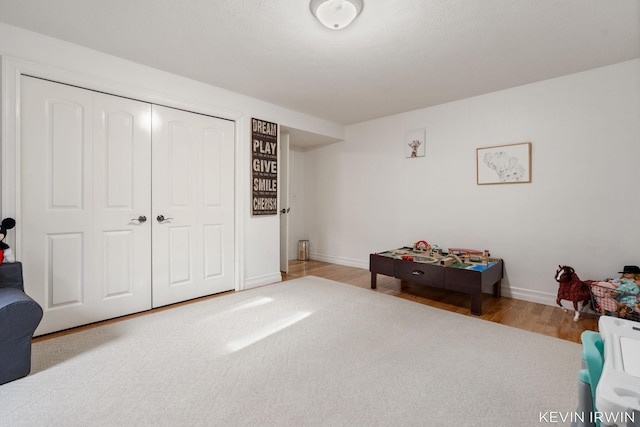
left=0, top=0, right=639, bottom=126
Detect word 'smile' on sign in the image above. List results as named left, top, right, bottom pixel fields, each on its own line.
left=251, top=118, right=278, bottom=216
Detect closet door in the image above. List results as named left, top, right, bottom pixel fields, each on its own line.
left=151, top=105, right=235, bottom=307
left=21, top=77, right=152, bottom=335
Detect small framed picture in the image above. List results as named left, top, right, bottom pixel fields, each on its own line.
left=405, top=129, right=425, bottom=158
left=476, top=142, right=531, bottom=185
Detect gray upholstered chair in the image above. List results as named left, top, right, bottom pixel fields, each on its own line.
left=0, top=262, right=43, bottom=385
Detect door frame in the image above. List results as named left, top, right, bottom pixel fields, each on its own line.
left=279, top=133, right=290, bottom=273
left=1, top=56, right=245, bottom=291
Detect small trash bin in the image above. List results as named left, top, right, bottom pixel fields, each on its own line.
left=298, top=240, right=309, bottom=261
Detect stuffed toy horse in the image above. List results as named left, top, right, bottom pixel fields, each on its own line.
left=555, top=265, right=591, bottom=321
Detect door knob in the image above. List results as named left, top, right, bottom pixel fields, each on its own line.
left=156, top=215, right=174, bottom=223
left=131, top=215, right=147, bottom=223
left=280, top=208, right=290, bottom=214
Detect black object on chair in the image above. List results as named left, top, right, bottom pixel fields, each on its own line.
left=0, top=262, right=43, bottom=385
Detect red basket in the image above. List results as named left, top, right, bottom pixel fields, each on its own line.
left=589, top=281, right=640, bottom=322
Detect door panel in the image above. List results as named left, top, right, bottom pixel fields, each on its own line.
left=204, top=224, right=223, bottom=278
left=92, top=92, right=152, bottom=316
left=21, top=77, right=152, bottom=335
left=169, top=225, right=192, bottom=285
left=48, top=233, right=84, bottom=307
left=203, top=128, right=223, bottom=206
left=22, top=77, right=94, bottom=334
left=151, top=105, right=234, bottom=307
left=49, top=101, right=85, bottom=209
left=102, top=230, right=134, bottom=297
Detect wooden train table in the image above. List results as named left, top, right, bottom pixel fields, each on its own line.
left=369, top=247, right=503, bottom=315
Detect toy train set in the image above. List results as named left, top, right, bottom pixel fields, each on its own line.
left=369, top=240, right=503, bottom=316
left=375, top=240, right=499, bottom=271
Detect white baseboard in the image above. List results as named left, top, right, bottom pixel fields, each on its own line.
left=243, top=272, right=282, bottom=290
left=502, top=286, right=558, bottom=307
left=505, top=285, right=596, bottom=315
left=310, top=252, right=369, bottom=270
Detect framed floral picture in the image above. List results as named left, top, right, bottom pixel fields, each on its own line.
left=476, top=142, right=531, bottom=185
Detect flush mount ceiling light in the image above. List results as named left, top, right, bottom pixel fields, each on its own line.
left=310, top=0, right=364, bottom=30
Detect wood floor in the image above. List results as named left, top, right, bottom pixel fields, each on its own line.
left=35, top=259, right=598, bottom=345
left=283, top=259, right=598, bottom=344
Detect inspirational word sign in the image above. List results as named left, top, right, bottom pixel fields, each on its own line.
left=251, top=118, right=278, bottom=216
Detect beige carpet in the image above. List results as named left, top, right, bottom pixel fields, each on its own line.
left=0, top=276, right=581, bottom=426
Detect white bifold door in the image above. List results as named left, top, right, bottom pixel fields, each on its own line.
left=151, top=105, right=235, bottom=307
left=20, top=77, right=234, bottom=335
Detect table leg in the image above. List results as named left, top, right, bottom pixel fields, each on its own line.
left=493, top=279, right=502, bottom=298
left=470, top=294, right=481, bottom=316
left=371, top=272, right=377, bottom=289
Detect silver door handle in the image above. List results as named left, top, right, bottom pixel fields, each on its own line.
left=131, top=215, right=147, bottom=223
left=156, top=215, right=174, bottom=223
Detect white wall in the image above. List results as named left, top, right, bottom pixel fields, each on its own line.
left=3, top=23, right=638, bottom=304
left=304, top=59, right=640, bottom=306
left=0, top=23, right=344, bottom=290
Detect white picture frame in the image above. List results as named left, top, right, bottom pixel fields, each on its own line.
left=476, top=142, right=532, bottom=185
left=405, top=129, right=425, bottom=158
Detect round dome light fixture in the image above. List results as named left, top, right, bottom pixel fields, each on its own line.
left=310, top=0, right=364, bottom=30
